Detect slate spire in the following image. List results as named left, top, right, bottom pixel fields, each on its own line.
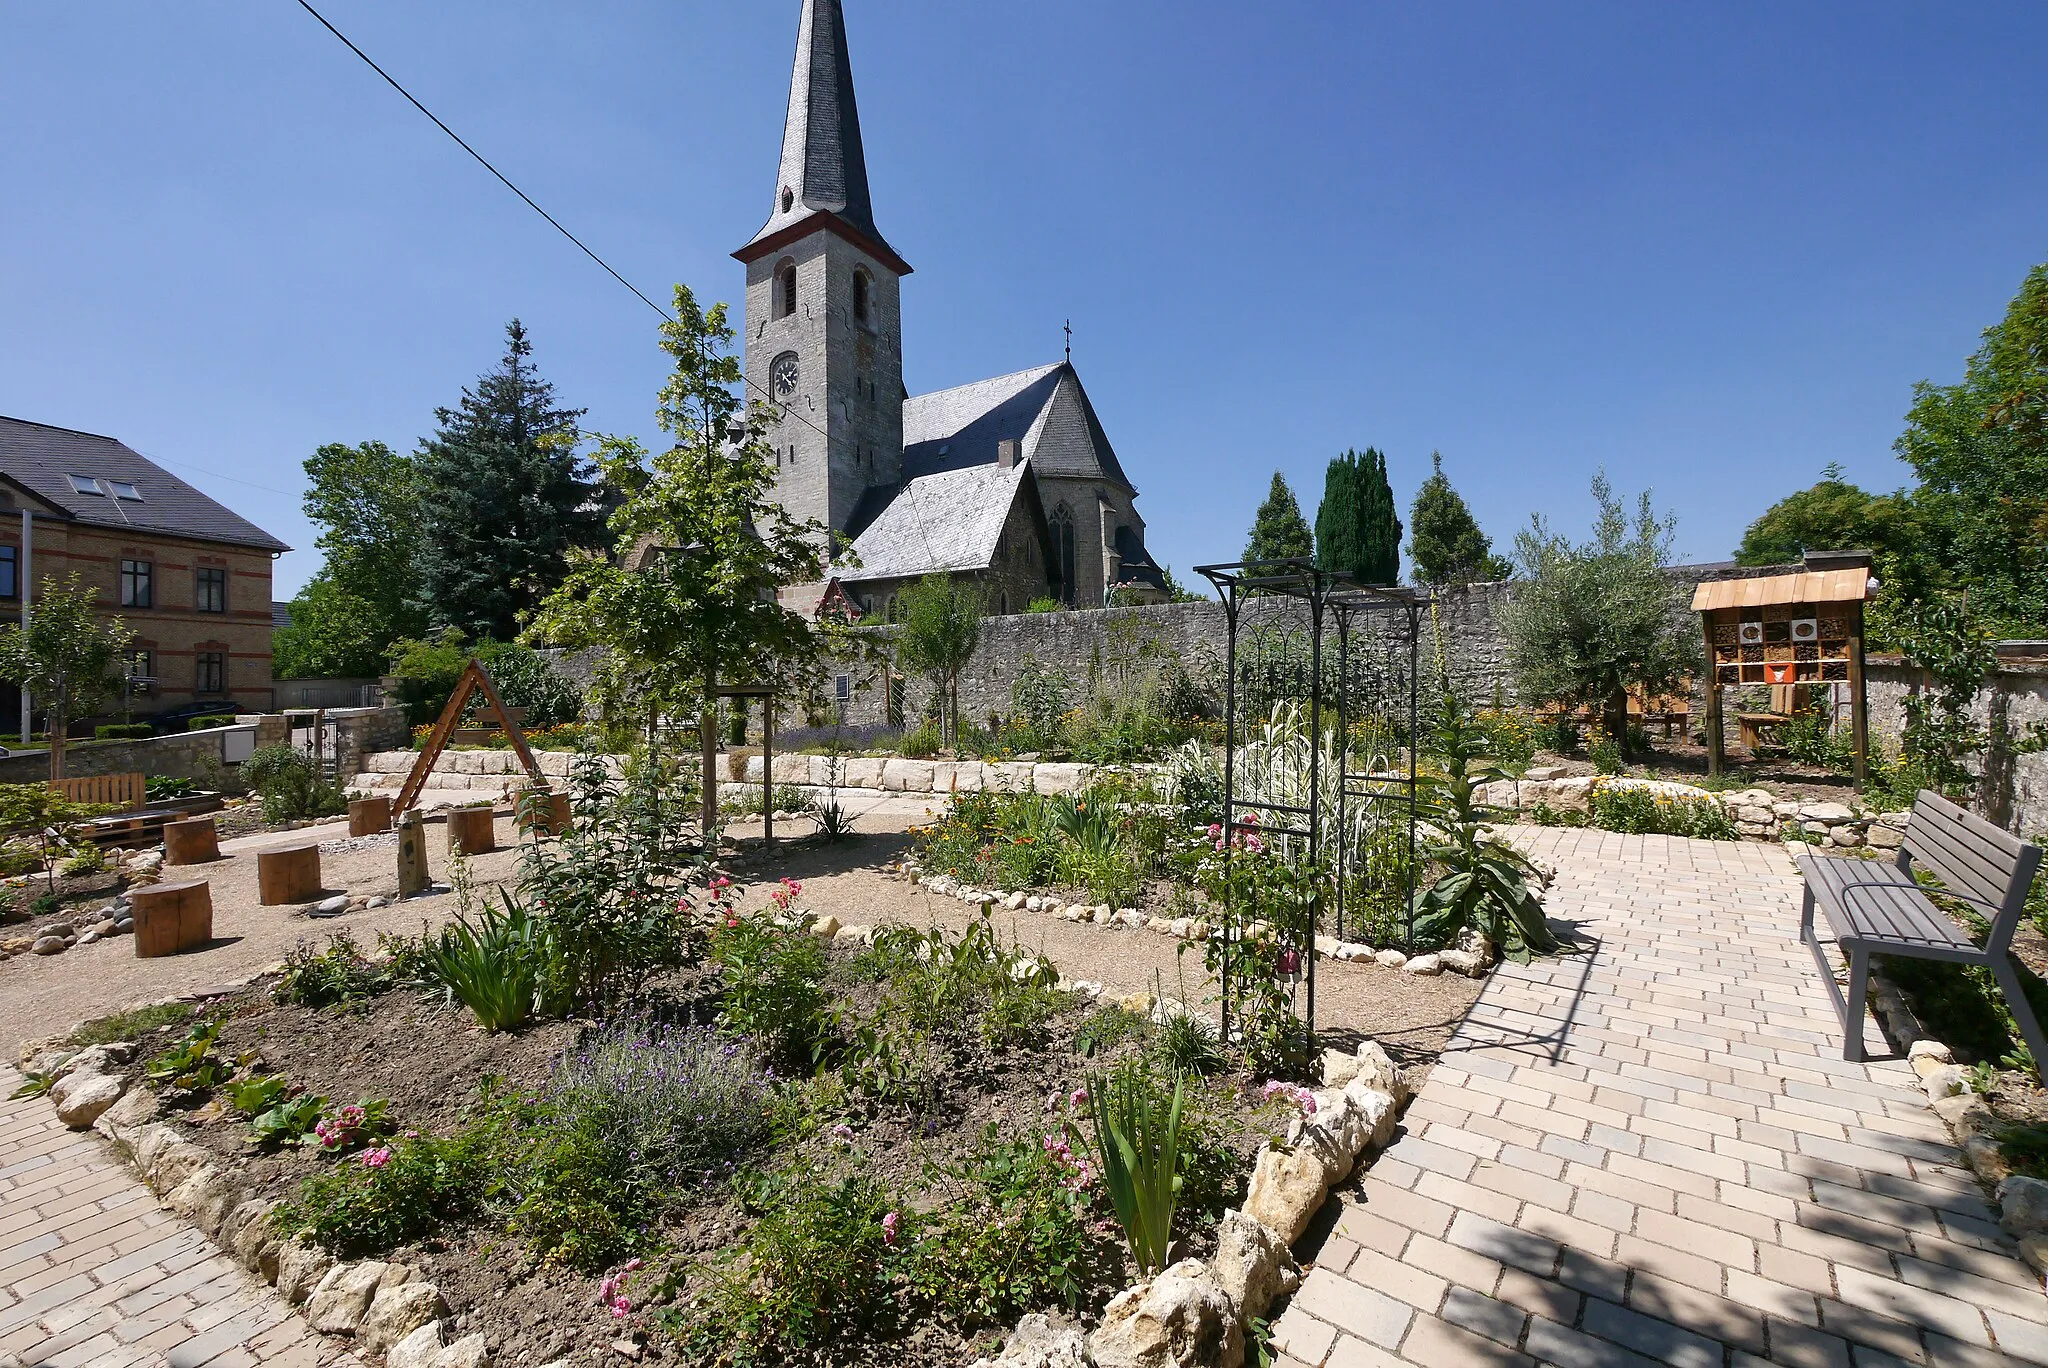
left=739, top=0, right=904, bottom=269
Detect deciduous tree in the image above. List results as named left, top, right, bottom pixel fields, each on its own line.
left=526, top=286, right=831, bottom=837
left=0, top=575, right=135, bottom=779
left=896, top=574, right=984, bottom=745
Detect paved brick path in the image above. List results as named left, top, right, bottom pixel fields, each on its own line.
left=1274, top=828, right=2048, bottom=1368
left=0, top=1087, right=351, bottom=1368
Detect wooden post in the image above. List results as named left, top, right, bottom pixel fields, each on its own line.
left=257, top=843, right=321, bottom=905
left=349, top=795, right=393, bottom=837
left=132, top=879, right=213, bottom=956
left=1848, top=602, right=1870, bottom=790
left=396, top=809, right=431, bottom=897
left=1702, top=614, right=1725, bottom=779
left=446, top=806, right=496, bottom=856
left=162, top=817, right=221, bottom=866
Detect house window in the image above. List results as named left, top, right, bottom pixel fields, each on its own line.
left=835, top=675, right=852, bottom=705
left=0, top=546, right=15, bottom=599
left=852, top=269, right=870, bottom=324
left=127, top=650, right=153, bottom=696
left=775, top=261, right=797, bottom=319
left=119, top=559, right=153, bottom=608
left=196, top=651, right=227, bottom=695
left=196, top=567, right=227, bottom=613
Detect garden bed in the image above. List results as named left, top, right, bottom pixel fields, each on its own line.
left=95, top=912, right=1300, bottom=1367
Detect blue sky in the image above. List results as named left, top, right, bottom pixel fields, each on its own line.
left=4, top=2, right=2043, bottom=598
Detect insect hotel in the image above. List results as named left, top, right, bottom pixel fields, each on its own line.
left=1693, top=555, right=1876, bottom=785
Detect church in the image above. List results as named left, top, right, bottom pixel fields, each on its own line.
left=737, top=0, right=1166, bottom=619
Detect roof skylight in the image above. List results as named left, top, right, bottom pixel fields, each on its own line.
left=67, top=474, right=102, bottom=496
left=64, top=474, right=142, bottom=501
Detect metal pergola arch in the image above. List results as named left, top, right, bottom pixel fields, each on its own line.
left=1194, top=557, right=1427, bottom=1058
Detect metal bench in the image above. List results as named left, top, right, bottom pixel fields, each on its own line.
left=1797, top=789, right=2045, bottom=1064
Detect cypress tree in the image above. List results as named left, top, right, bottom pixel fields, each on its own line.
left=413, top=320, right=604, bottom=640
left=1314, top=448, right=1402, bottom=585
left=1243, top=472, right=1314, bottom=566
left=1408, top=451, right=1510, bottom=585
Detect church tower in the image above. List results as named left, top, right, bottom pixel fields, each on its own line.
left=736, top=0, right=909, bottom=544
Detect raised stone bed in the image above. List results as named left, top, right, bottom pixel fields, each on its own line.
left=1477, top=773, right=1909, bottom=848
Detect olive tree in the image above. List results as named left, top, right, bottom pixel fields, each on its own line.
left=1497, top=475, right=1693, bottom=751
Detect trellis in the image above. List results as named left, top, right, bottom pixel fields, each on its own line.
left=1194, top=558, right=1426, bottom=1055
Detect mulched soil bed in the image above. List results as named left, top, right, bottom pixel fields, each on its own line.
left=109, top=943, right=1295, bottom=1368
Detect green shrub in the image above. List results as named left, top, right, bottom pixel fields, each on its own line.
left=1073, top=1005, right=1146, bottom=1059
left=94, top=723, right=152, bottom=740
left=145, top=775, right=198, bottom=800
left=676, top=1168, right=913, bottom=1363
left=278, top=1111, right=508, bottom=1256
left=900, top=720, right=942, bottom=759
left=57, top=846, right=105, bottom=877
left=712, top=914, right=831, bottom=1069
left=1542, top=714, right=1579, bottom=755
left=1585, top=782, right=1739, bottom=841
left=240, top=744, right=346, bottom=823
left=1588, top=734, right=1624, bottom=774
left=1781, top=711, right=1855, bottom=773
left=1153, top=1012, right=1223, bottom=1076
left=186, top=714, right=237, bottom=731
left=275, top=930, right=391, bottom=1008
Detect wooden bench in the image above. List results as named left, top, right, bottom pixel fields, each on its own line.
left=1797, top=789, right=2046, bottom=1065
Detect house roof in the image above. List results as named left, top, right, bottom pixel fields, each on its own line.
left=0, top=416, right=291, bottom=553
left=736, top=0, right=907, bottom=274
left=901, top=362, right=1136, bottom=494
left=835, top=460, right=1034, bottom=583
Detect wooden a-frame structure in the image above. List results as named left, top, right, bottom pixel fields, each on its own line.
left=394, top=658, right=548, bottom=816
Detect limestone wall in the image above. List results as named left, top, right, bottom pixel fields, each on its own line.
left=1865, top=653, right=2048, bottom=837
left=0, top=724, right=256, bottom=786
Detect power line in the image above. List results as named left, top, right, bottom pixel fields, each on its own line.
left=293, top=0, right=834, bottom=449
left=293, top=2, right=945, bottom=580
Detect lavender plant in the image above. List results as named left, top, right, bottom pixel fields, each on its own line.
left=517, top=1016, right=778, bottom=1268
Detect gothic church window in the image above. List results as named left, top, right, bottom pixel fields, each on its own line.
left=1050, top=504, right=1077, bottom=607
left=852, top=269, right=871, bottom=324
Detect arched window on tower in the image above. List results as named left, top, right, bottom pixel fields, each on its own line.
left=775, top=260, right=797, bottom=320
left=852, top=269, right=871, bottom=325
left=1049, top=503, right=1078, bottom=607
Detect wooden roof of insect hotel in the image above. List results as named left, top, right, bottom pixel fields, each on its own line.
left=1691, top=567, right=1874, bottom=613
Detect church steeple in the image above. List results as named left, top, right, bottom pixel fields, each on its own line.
left=736, top=0, right=909, bottom=275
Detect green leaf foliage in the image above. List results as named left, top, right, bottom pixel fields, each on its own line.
left=1408, top=452, right=1509, bottom=585
left=1315, top=447, right=1402, bottom=585
left=1734, top=463, right=1914, bottom=568
left=1080, top=1060, right=1184, bottom=1277
left=896, top=574, right=984, bottom=745
left=0, top=573, right=134, bottom=779
left=1242, top=472, right=1313, bottom=567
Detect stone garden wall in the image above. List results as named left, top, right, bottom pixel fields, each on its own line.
left=0, top=724, right=256, bottom=786
left=1864, top=652, right=2048, bottom=838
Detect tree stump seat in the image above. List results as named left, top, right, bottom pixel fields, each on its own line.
left=349, top=796, right=393, bottom=837
left=446, top=806, right=496, bottom=856
left=163, top=818, right=221, bottom=866
left=257, top=843, right=322, bottom=905
left=132, top=880, right=213, bottom=956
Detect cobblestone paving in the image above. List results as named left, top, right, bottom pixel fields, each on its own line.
left=1273, top=827, right=2048, bottom=1368
left=0, top=1086, right=355, bottom=1368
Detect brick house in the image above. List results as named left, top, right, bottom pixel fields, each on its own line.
left=0, top=416, right=291, bottom=724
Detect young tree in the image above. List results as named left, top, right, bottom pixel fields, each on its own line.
left=895, top=574, right=984, bottom=745
left=1315, top=448, right=1403, bottom=585
left=1409, top=452, right=1511, bottom=585
left=416, top=320, right=606, bottom=640
left=1734, top=464, right=1913, bottom=567
left=526, top=286, right=831, bottom=838
left=1496, top=475, right=1693, bottom=750
left=1243, top=472, right=1313, bottom=566
left=0, top=575, right=135, bottom=779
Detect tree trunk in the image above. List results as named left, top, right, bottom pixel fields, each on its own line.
left=1603, top=687, right=1630, bottom=753
left=700, top=665, right=719, bottom=850
left=46, top=688, right=65, bottom=782
left=948, top=671, right=960, bottom=749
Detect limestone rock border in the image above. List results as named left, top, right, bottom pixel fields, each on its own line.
left=972, top=1039, right=1413, bottom=1368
